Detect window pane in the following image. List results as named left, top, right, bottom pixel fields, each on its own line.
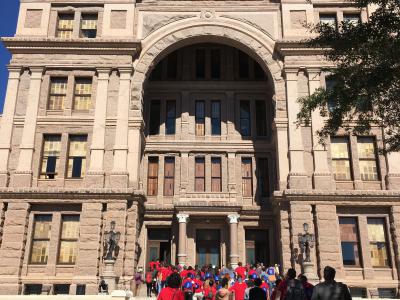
left=257, top=158, right=269, bottom=197
left=359, top=160, right=378, bottom=181
left=61, top=215, right=80, bottom=239
left=211, top=101, right=221, bottom=135
left=240, top=101, right=251, bottom=136
left=57, top=14, right=74, bottom=39
left=331, top=137, right=350, bottom=159
left=167, top=51, right=178, bottom=79
left=164, top=157, right=175, bottom=196
left=49, top=78, right=67, bottom=110
left=195, top=157, right=205, bottom=176
left=320, top=14, right=337, bottom=28
left=81, top=14, right=97, bottom=38
left=33, top=215, right=52, bottom=239
left=148, top=157, right=159, bottom=196
left=367, top=218, right=389, bottom=267
left=68, top=136, right=87, bottom=178
left=344, top=14, right=360, bottom=26
left=341, top=242, right=360, bottom=266
left=69, top=136, right=87, bottom=157
left=149, top=100, right=161, bottom=135
left=196, top=49, right=206, bottom=79
left=195, top=101, right=205, bottom=136
left=211, top=49, right=221, bottom=79
left=326, top=78, right=337, bottom=112
left=332, top=160, right=352, bottom=180
left=43, top=135, right=61, bottom=157
left=242, top=158, right=253, bottom=196
left=357, top=137, right=376, bottom=159
left=31, top=240, right=50, bottom=264
left=339, top=217, right=361, bottom=266
left=211, top=157, right=222, bottom=192
left=370, top=243, right=389, bottom=267
left=74, top=78, right=92, bottom=110
left=166, top=100, right=176, bottom=135
left=255, top=101, right=267, bottom=136
left=30, top=215, right=52, bottom=264
left=238, top=51, right=249, bottom=79
left=367, top=218, right=386, bottom=242
left=58, top=241, right=78, bottom=264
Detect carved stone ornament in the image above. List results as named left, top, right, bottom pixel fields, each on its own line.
left=177, top=213, right=189, bottom=223
left=201, top=10, right=216, bottom=20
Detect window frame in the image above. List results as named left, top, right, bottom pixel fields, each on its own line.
left=48, top=77, right=68, bottom=111
left=66, top=135, right=87, bottom=179
left=257, top=157, right=270, bottom=197
left=339, top=216, right=362, bottom=267
left=57, top=214, right=80, bottom=265
left=240, top=100, right=251, bottom=137
left=211, top=157, right=222, bottom=192
left=163, top=157, right=175, bottom=196
left=195, top=157, right=206, bottom=192
left=165, top=100, right=176, bottom=135
left=367, top=217, right=391, bottom=268
left=195, top=100, right=205, bottom=136
left=255, top=100, right=267, bottom=137
left=147, top=157, right=159, bottom=196
left=149, top=100, right=161, bottom=135
left=357, top=136, right=380, bottom=181
left=29, top=214, right=52, bottom=265
left=56, top=13, right=74, bottom=39
left=73, top=77, right=93, bottom=111
left=330, top=136, right=353, bottom=181
left=241, top=157, right=253, bottom=197
left=319, top=13, right=338, bottom=29
left=40, top=134, right=62, bottom=180
left=80, top=13, right=98, bottom=39
left=211, top=100, right=221, bottom=136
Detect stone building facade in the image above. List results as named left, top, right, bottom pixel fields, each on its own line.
left=0, top=0, right=399, bottom=297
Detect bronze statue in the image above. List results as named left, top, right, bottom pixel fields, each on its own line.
left=103, top=221, right=121, bottom=261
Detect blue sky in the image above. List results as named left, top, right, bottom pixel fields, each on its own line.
left=0, top=0, right=20, bottom=113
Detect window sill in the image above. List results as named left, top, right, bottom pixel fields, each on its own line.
left=56, top=264, right=75, bottom=267
left=65, top=178, right=84, bottom=181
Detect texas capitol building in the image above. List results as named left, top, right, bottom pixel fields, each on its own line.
left=0, top=0, right=399, bottom=297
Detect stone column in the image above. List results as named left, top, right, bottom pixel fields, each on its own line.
left=386, top=152, right=400, bottom=190
left=127, top=122, right=143, bottom=189
left=86, top=68, right=110, bottom=188
left=227, top=214, right=240, bottom=268
left=309, top=70, right=334, bottom=190
left=74, top=202, right=103, bottom=295
left=110, top=68, right=132, bottom=188
left=0, top=67, right=21, bottom=187
left=12, top=67, right=44, bottom=187
left=177, top=213, right=189, bottom=266
left=0, top=202, right=30, bottom=294
left=285, top=69, right=308, bottom=189
left=274, top=118, right=290, bottom=190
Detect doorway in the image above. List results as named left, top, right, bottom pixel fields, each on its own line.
left=196, top=229, right=221, bottom=267
left=147, top=228, right=171, bottom=266
left=245, top=229, right=269, bottom=265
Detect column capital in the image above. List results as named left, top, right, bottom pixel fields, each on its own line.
left=227, top=214, right=240, bottom=224
left=7, top=66, right=22, bottom=78
left=118, top=67, right=133, bottom=75
left=96, top=67, right=111, bottom=78
left=306, top=68, right=321, bottom=78
left=177, top=213, right=189, bottom=223
left=29, top=66, right=45, bottom=79
left=283, top=68, right=298, bottom=81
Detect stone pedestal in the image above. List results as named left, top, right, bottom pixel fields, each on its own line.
left=102, top=260, right=118, bottom=292
left=302, top=262, right=318, bottom=283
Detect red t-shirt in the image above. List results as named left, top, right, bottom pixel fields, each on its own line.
left=157, top=287, right=184, bottom=300
left=229, top=282, right=247, bottom=300
left=145, top=272, right=153, bottom=283
left=235, top=266, right=246, bottom=279
left=194, top=279, right=203, bottom=293
left=248, top=269, right=257, bottom=276
left=161, top=267, right=170, bottom=281
left=149, top=261, right=160, bottom=270
left=181, top=270, right=188, bottom=278
left=204, top=286, right=216, bottom=299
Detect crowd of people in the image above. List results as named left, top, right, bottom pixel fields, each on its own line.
left=133, top=260, right=352, bottom=300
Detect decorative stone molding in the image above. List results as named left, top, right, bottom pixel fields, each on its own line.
left=201, top=10, right=216, bottom=20
left=177, top=213, right=189, bottom=223
left=227, top=214, right=240, bottom=224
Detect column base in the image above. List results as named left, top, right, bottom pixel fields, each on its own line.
left=313, top=173, right=335, bottom=190
left=85, top=172, right=105, bottom=188
left=0, top=172, right=9, bottom=187
left=288, top=173, right=309, bottom=189
left=177, top=254, right=187, bottom=266
left=386, top=174, right=400, bottom=190
left=10, top=171, right=32, bottom=187
left=109, top=172, right=128, bottom=188
left=229, top=254, right=239, bottom=269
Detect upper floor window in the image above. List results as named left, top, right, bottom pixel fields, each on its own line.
left=167, top=51, right=178, bottom=80
left=367, top=218, right=390, bottom=267
left=165, top=100, right=176, bottom=135
left=149, top=100, right=161, bottom=135
left=344, top=13, right=361, bottom=26
left=48, top=77, right=67, bottom=110
left=195, top=100, right=205, bottom=136
left=195, top=157, right=205, bottom=192
left=196, top=49, right=206, bottom=79
left=357, top=137, right=379, bottom=181
left=240, top=100, right=251, bottom=136
left=164, top=157, right=175, bottom=196
left=80, top=14, right=98, bottom=38
left=325, top=77, right=337, bottom=112
left=58, top=215, right=80, bottom=264
left=242, top=158, right=253, bottom=197
left=255, top=100, right=267, bottom=136
left=211, top=49, right=221, bottom=79
left=257, top=158, right=270, bottom=197
left=57, top=14, right=74, bottom=39
left=40, top=135, right=61, bottom=179
left=73, top=78, right=92, bottom=111
left=30, top=215, right=52, bottom=264
left=331, top=137, right=352, bottom=181
left=211, top=157, right=222, bottom=192
left=67, top=135, right=87, bottom=179
left=147, top=157, right=159, bottom=196
left=339, top=217, right=362, bottom=267
left=211, top=100, right=221, bottom=136
left=319, top=14, right=337, bottom=29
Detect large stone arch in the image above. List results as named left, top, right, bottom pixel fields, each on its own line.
left=131, top=19, right=286, bottom=118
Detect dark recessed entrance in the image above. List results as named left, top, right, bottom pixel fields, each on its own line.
left=196, top=229, right=221, bottom=267
left=245, top=229, right=269, bottom=265
left=147, top=228, right=171, bottom=266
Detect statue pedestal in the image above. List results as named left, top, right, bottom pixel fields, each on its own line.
left=102, top=260, right=118, bottom=292
left=302, top=262, right=319, bottom=283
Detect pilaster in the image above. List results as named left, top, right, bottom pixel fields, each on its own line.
left=86, top=68, right=110, bottom=188
left=285, top=69, right=308, bottom=189
left=180, top=152, right=189, bottom=195
left=274, top=118, right=289, bottom=190
left=0, top=67, right=22, bottom=187
left=227, top=152, right=237, bottom=194
left=127, top=122, right=143, bottom=189
left=386, top=152, right=400, bottom=190
left=110, top=68, right=132, bottom=188
left=11, top=67, right=44, bottom=187
left=389, top=206, right=400, bottom=280
left=0, top=202, right=30, bottom=294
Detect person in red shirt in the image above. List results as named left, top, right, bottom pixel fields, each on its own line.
left=235, top=262, right=247, bottom=279
left=157, top=272, right=184, bottom=300
left=229, top=275, right=247, bottom=300
left=160, top=265, right=170, bottom=288
left=145, top=267, right=154, bottom=297
left=203, top=280, right=216, bottom=300
left=193, top=274, right=204, bottom=299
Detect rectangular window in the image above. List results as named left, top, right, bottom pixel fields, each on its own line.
left=331, top=137, right=352, bottom=180
left=165, top=100, right=176, bottom=135
left=195, top=157, right=205, bottom=192
left=48, top=77, right=67, bottom=110
left=357, top=137, right=379, bottom=181
left=319, top=14, right=337, bottom=28
left=30, top=215, right=52, bottom=264
left=167, top=51, right=178, bottom=79
left=164, top=157, right=175, bottom=196
left=238, top=50, right=250, bottom=79
left=240, top=100, right=251, bottom=136
left=149, top=100, right=161, bottom=135
left=211, top=49, right=221, bottom=79
left=242, top=158, right=253, bottom=197
left=255, top=100, right=267, bottom=136
left=339, top=217, right=361, bottom=266
left=367, top=218, right=390, bottom=267
left=257, top=158, right=270, bottom=197
left=147, top=157, right=159, bottom=196
left=67, top=135, right=87, bottom=179
left=211, top=157, right=222, bottom=192
left=58, top=215, right=80, bottom=264
left=196, top=49, right=206, bottom=79
left=211, top=100, right=221, bottom=136
left=326, top=77, right=337, bottom=112
left=195, top=100, right=205, bottom=136
left=57, top=14, right=74, bottom=39
left=80, top=14, right=97, bottom=38
left=344, top=13, right=361, bottom=26
left=73, top=78, right=92, bottom=111
left=40, top=135, right=61, bottom=179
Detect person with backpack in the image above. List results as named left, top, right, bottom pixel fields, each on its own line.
left=145, top=267, right=154, bottom=297
left=157, top=272, right=184, bottom=300
left=311, top=266, right=352, bottom=300
left=249, top=278, right=267, bottom=300
left=298, top=275, right=313, bottom=300
left=277, top=268, right=306, bottom=300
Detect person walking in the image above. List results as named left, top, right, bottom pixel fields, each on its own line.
left=157, top=272, right=185, bottom=300
left=311, top=266, right=352, bottom=300
left=249, top=278, right=267, bottom=300
left=277, top=268, right=306, bottom=300
left=229, top=275, right=247, bottom=300
left=134, top=267, right=144, bottom=297
left=145, top=267, right=154, bottom=297
left=216, top=277, right=231, bottom=300
left=298, top=275, right=314, bottom=300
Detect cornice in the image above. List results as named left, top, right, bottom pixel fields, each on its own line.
left=275, top=39, right=329, bottom=56
left=2, top=37, right=141, bottom=56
